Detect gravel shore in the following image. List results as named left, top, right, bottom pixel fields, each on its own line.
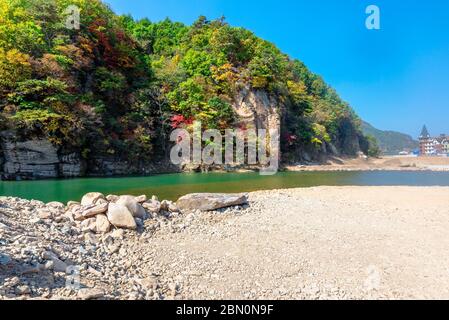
left=1, top=186, right=449, bottom=300
left=285, top=156, right=449, bottom=172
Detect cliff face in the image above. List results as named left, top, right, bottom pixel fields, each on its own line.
left=0, top=87, right=364, bottom=180
left=0, top=89, right=282, bottom=180
left=232, top=88, right=281, bottom=134
left=1, top=138, right=60, bottom=179
left=0, top=1, right=370, bottom=180
left=0, top=132, right=178, bottom=180
left=231, top=88, right=363, bottom=163
left=0, top=132, right=84, bottom=180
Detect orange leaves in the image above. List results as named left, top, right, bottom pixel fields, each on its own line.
left=31, top=54, right=65, bottom=77
left=55, top=43, right=93, bottom=70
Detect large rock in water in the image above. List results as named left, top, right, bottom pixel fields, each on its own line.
left=176, top=193, right=248, bottom=211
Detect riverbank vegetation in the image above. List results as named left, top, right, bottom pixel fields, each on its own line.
left=0, top=0, right=379, bottom=168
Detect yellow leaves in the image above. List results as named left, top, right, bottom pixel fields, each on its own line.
left=10, top=109, right=63, bottom=133
left=152, top=54, right=182, bottom=84
left=251, top=76, right=268, bottom=89
left=0, top=0, right=45, bottom=53
left=287, top=80, right=307, bottom=96
left=197, top=111, right=214, bottom=122
left=312, top=123, right=330, bottom=144
left=166, top=55, right=181, bottom=73
left=95, top=25, right=107, bottom=33
left=311, top=137, right=323, bottom=146
left=0, top=48, right=31, bottom=90
left=0, top=1, right=8, bottom=24
left=0, top=0, right=28, bottom=23
left=172, top=54, right=181, bottom=65
left=10, top=108, right=84, bottom=146
left=211, top=63, right=238, bottom=83
left=287, top=80, right=309, bottom=106
left=4, top=48, right=30, bottom=66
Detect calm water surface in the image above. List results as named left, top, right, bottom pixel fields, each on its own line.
left=1, top=171, right=449, bottom=203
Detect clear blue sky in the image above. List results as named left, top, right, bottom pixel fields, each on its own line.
left=105, top=0, right=449, bottom=138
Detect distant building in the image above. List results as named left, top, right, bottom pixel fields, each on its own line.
left=419, top=125, right=449, bottom=156
left=419, top=125, right=433, bottom=155
left=442, top=138, right=449, bottom=154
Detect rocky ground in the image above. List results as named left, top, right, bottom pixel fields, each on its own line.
left=1, top=186, right=449, bottom=300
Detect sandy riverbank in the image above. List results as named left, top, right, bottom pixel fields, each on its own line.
left=285, top=156, right=449, bottom=172
left=1, top=186, right=449, bottom=300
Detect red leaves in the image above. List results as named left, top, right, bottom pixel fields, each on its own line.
left=284, top=133, right=298, bottom=145
left=238, top=123, right=248, bottom=131
left=88, top=19, right=116, bottom=67
left=88, top=19, right=136, bottom=69
left=170, top=114, right=194, bottom=129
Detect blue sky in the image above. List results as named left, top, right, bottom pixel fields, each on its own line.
left=105, top=0, right=449, bottom=138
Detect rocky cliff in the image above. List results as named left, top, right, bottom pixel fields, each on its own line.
left=0, top=87, right=364, bottom=180
left=232, top=88, right=281, bottom=134
left=0, top=132, right=178, bottom=180
left=0, top=132, right=84, bottom=180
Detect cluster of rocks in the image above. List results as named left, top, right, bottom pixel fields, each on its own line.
left=62, top=192, right=181, bottom=233
left=0, top=192, right=249, bottom=300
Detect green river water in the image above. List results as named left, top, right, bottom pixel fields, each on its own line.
left=1, top=171, right=449, bottom=203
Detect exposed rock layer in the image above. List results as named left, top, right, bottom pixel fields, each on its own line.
left=0, top=132, right=178, bottom=180
left=0, top=88, right=363, bottom=180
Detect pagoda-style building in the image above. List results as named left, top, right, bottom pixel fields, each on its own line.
left=419, top=125, right=431, bottom=155
left=419, top=125, right=449, bottom=156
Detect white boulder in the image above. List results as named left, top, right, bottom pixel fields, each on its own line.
left=107, top=203, right=137, bottom=230
left=81, top=192, right=105, bottom=206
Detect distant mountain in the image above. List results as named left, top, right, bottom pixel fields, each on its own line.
left=361, top=122, right=419, bottom=155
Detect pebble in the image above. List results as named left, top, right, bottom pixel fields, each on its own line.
left=15, top=285, right=31, bottom=295
left=78, top=288, right=104, bottom=300
left=0, top=253, right=11, bottom=265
